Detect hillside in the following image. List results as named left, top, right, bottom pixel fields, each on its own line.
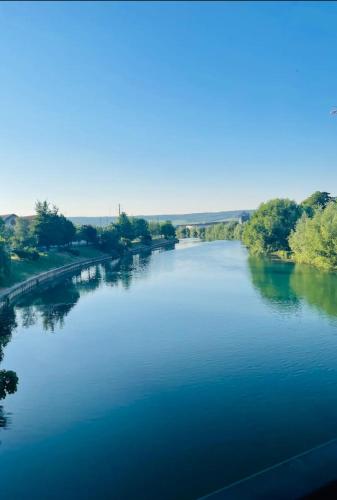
left=69, top=210, right=254, bottom=227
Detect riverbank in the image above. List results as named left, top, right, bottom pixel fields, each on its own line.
left=2, top=246, right=110, bottom=289
left=0, top=237, right=178, bottom=309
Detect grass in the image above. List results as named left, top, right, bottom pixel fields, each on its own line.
left=1, top=246, right=109, bottom=289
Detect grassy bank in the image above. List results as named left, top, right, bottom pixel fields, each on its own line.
left=1, top=246, right=109, bottom=289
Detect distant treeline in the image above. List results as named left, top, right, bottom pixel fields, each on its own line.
left=0, top=201, right=176, bottom=283
left=176, top=221, right=245, bottom=241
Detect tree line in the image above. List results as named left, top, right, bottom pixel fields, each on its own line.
left=176, top=221, right=245, bottom=241
left=0, top=201, right=176, bottom=283
left=176, top=191, right=337, bottom=271
left=242, top=191, right=337, bottom=270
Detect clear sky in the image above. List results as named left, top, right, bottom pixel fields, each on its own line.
left=1, top=1, right=337, bottom=216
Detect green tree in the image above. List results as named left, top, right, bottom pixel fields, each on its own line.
left=289, top=202, right=337, bottom=269
left=243, top=198, right=302, bottom=254
left=233, top=222, right=245, bottom=240
left=176, top=226, right=190, bottom=239
left=148, top=221, right=161, bottom=237
left=32, top=201, right=75, bottom=248
left=12, top=217, right=35, bottom=249
left=131, top=218, right=151, bottom=242
left=116, top=212, right=135, bottom=240
left=33, top=201, right=58, bottom=248
left=159, top=221, right=176, bottom=239
left=77, top=225, right=98, bottom=245
left=301, top=191, right=335, bottom=217
left=56, top=215, right=76, bottom=246
left=0, top=239, right=10, bottom=283
left=98, top=224, right=120, bottom=253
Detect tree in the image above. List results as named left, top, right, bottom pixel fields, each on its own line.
left=32, top=201, right=75, bottom=248
left=12, top=217, right=35, bottom=249
left=176, top=226, right=190, bottom=239
left=301, top=191, right=335, bottom=217
left=33, top=201, right=58, bottom=248
left=204, top=221, right=238, bottom=241
left=159, top=221, right=176, bottom=239
left=77, top=225, right=98, bottom=245
left=131, top=218, right=151, bottom=242
left=148, top=221, right=161, bottom=237
left=289, top=202, right=337, bottom=269
left=242, top=198, right=302, bottom=254
left=116, top=212, right=135, bottom=240
left=0, top=239, right=10, bottom=282
left=57, top=215, right=76, bottom=246
left=98, top=224, right=120, bottom=253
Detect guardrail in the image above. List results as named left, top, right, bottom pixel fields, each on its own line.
left=0, top=255, right=114, bottom=309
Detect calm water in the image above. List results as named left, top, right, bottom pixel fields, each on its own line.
left=1, top=240, right=337, bottom=499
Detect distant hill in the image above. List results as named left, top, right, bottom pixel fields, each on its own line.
left=69, top=210, right=254, bottom=227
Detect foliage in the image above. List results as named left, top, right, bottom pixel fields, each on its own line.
left=12, top=248, right=40, bottom=261
left=159, top=221, right=176, bottom=239
left=148, top=221, right=161, bottom=237
left=289, top=202, right=337, bottom=269
left=204, top=221, right=238, bottom=241
left=98, top=224, right=121, bottom=254
left=233, top=222, right=245, bottom=240
left=242, top=198, right=302, bottom=254
left=12, top=217, right=35, bottom=249
left=131, top=217, right=151, bottom=242
left=33, top=201, right=76, bottom=248
left=0, top=239, right=11, bottom=282
left=301, top=191, right=335, bottom=217
left=176, top=226, right=190, bottom=238
left=116, top=212, right=134, bottom=240
left=77, top=225, right=98, bottom=245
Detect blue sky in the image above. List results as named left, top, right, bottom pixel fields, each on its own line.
left=1, top=1, right=337, bottom=216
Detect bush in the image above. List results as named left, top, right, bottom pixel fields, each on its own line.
left=289, top=202, right=337, bottom=269
left=12, top=248, right=40, bottom=261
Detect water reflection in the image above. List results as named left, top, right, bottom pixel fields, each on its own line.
left=0, top=307, right=18, bottom=426
left=248, top=256, right=300, bottom=312
left=248, top=256, right=337, bottom=320
left=0, top=252, right=154, bottom=425
left=291, top=266, right=337, bottom=319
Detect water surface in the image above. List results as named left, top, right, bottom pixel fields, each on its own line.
left=1, top=240, right=337, bottom=499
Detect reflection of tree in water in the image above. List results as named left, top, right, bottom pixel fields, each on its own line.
left=290, top=266, right=337, bottom=319
left=0, top=251, right=153, bottom=429
left=248, top=256, right=300, bottom=312
left=0, top=306, right=19, bottom=428
left=0, top=306, right=17, bottom=362
left=72, top=265, right=102, bottom=295
left=248, top=255, right=337, bottom=321
left=16, top=276, right=81, bottom=332
left=103, top=251, right=151, bottom=290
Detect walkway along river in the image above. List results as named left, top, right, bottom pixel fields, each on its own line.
left=0, top=238, right=177, bottom=309
left=1, top=240, right=337, bottom=499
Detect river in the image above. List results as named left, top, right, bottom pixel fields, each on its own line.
left=1, top=240, right=337, bottom=499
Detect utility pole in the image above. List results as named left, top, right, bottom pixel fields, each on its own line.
left=118, top=204, right=121, bottom=216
